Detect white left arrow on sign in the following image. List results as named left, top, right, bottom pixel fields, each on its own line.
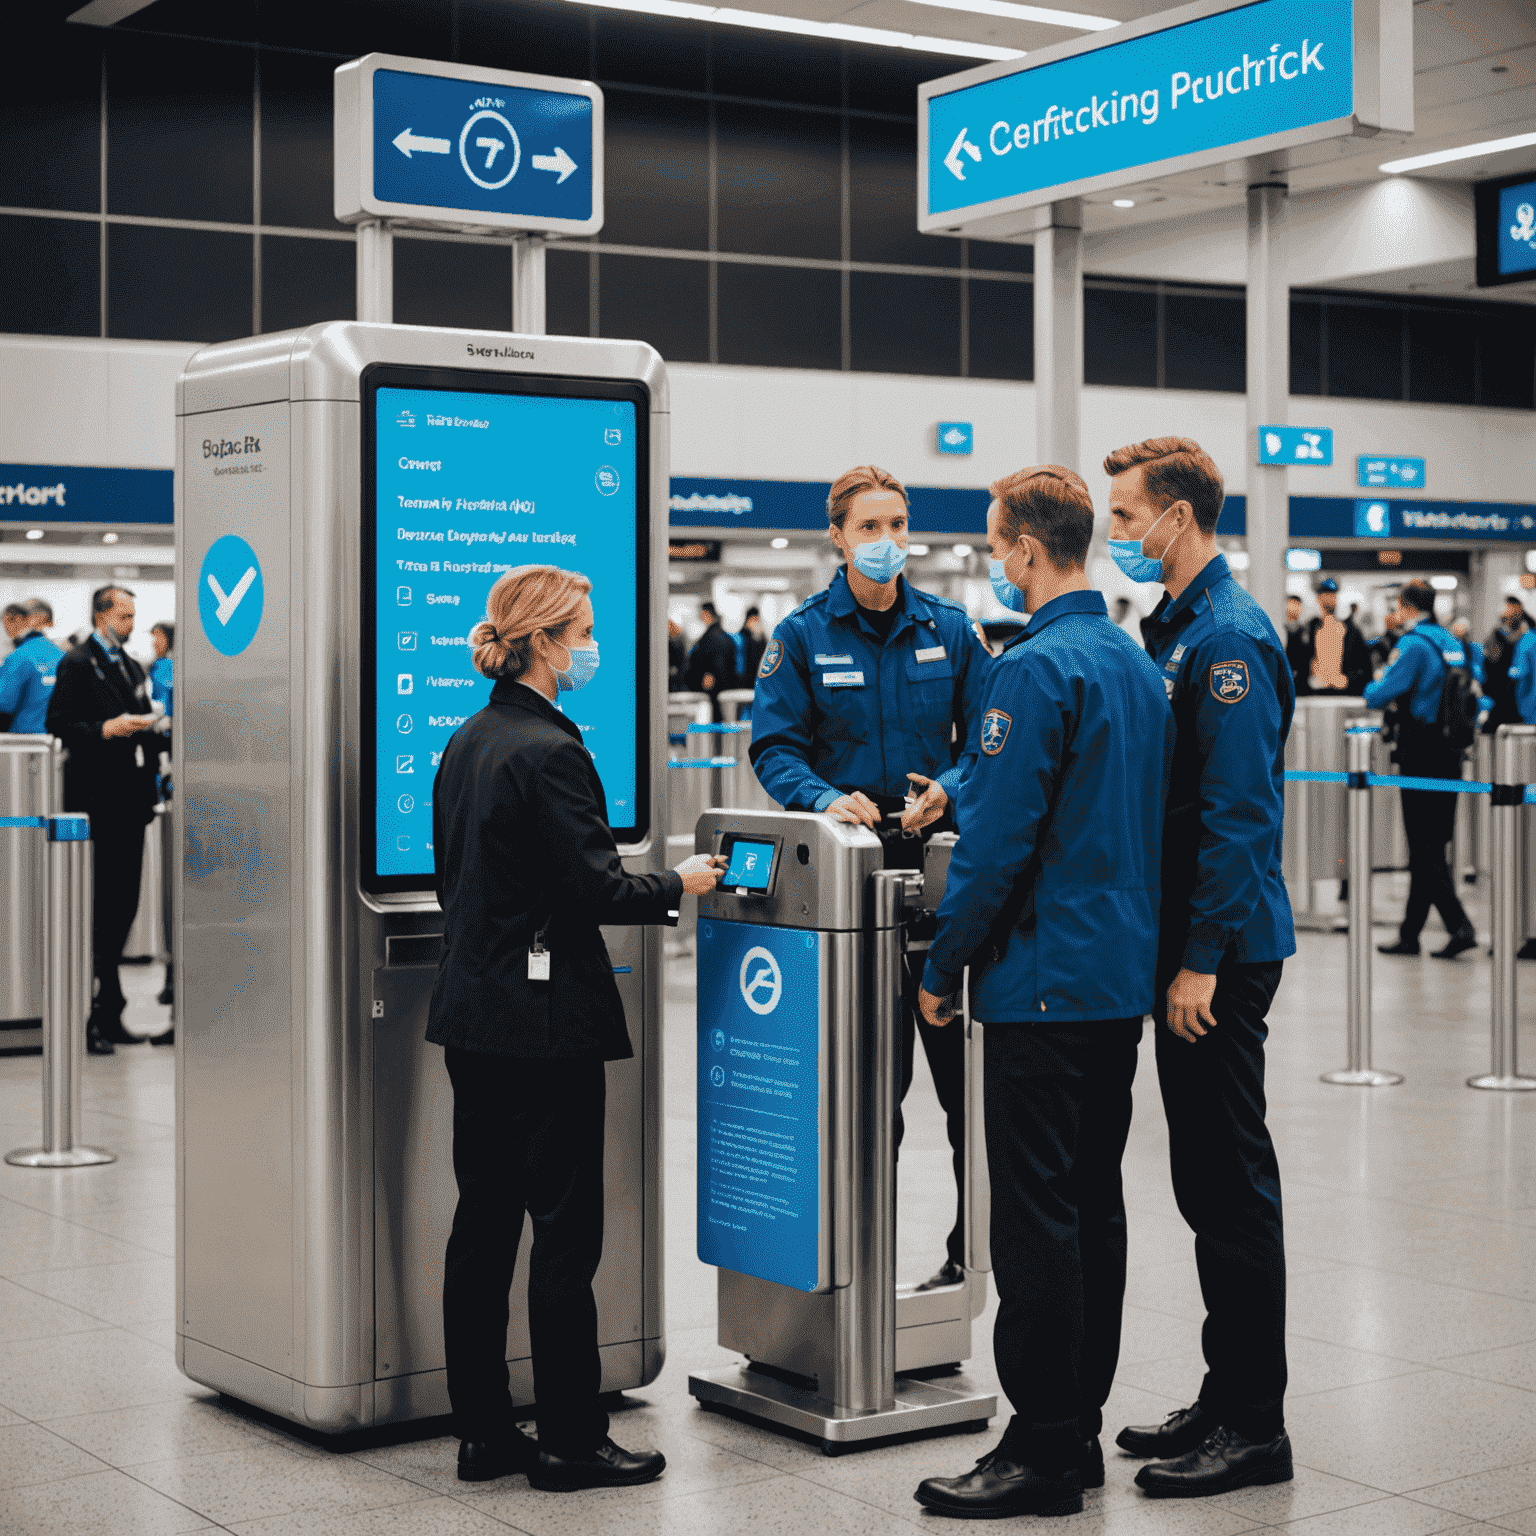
left=944, top=128, right=982, bottom=181
left=531, top=146, right=579, bottom=184
left=394, top=128, right=452, bottom=157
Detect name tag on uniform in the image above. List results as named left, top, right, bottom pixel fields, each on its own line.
left=914, top=645, right=947, bottom=663
left=134, top=745, right=145, bottom=769
left=815, top=653, right=853, bottom=666
left=528, top=934, right=550, bottom=981
left=823, top=670, right=864, bottom=688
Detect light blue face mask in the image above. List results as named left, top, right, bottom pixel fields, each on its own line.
left=553, top=640, right=600, bottom=693
left=849, top=537, right=907, bottom=585
left=988, top=558, right=1026, bottom=614
left=1108, top=506, right=1180, bottom=584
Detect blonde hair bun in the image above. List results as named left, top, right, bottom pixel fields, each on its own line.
left=469, top=565, right=593, bottom=680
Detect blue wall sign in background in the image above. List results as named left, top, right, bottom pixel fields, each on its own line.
left=924, top=0, right=1353, bottom=221
left=937, top=422, right=974, bottom=455
left=1358, top=455, right=1426, bottom=489
left=1498, top=178, right=1536, bottom=281
left=198, top=535, right=265, bottom=658
left=0, top=464, right=172, bottom=525
left=1258, top=425, right=1333, bottom=465
left=697, top=920, right=824, bottom=1293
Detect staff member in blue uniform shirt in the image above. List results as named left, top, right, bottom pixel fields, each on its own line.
left=1369, top=584, right=1477, bottom=959
left=912, top=466, right=1174, bottom=1520
left=0, top=600, right=61, bottom=733
left=750, top=464, right=992, bottom=1289
left=1105, top=437, right=1297, bottom=1498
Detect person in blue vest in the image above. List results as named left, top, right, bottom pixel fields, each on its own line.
left=0, top=599, right=62, bottom=734
left=749, top=463, right=992, bottom=1290
left=911, top=465, right=1174, bottom=1519
left=1103, top=436, right=1297, bottom=1499
left=148, top=621, right=174, bottom=718
left=1368, top=582, right=1477, bottom=959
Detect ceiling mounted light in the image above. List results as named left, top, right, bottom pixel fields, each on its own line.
left=102, top=532, right=119, bottom=544
left=1112, top=198, right=1135, bottom=208
left=904, top=0, right=1116, bottom=30
left=770, top=537, right=789, bottom=549
left=566, top=0, right=1023, bottom=59
left=25, top=529, right=43, bottom=541
left=952, top=543, right=974, bottom=557
left=1380, top=130, right=1536, bottom=175
left=908, top=544, right=930, bottom=556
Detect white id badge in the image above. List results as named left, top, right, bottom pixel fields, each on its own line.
left=914, top=645, right=947, bottom=662
left=528, top=934, right=550, bottom=981
left=134, top=744, right=145, bottom=769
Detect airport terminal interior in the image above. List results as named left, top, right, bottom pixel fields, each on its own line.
left=2, top=0, right=1536, bottom=1529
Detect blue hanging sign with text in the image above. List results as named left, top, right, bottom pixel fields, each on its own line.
left=1258, top=425, right=1332, bottom=465
left=1358, top=455, right=1425, bottom=489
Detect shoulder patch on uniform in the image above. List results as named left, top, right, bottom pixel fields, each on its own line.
left=1209, top=660, right=1249, bottom=703
left=758, top=637, right=784, bottom=679
left=981, top=707, right=1012, bottom=755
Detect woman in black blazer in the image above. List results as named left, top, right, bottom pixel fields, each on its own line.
left=428, top=564, right=721, bottom=1491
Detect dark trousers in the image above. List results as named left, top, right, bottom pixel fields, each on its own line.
left=442, top=1048, right=608, bottom=1454
left=986, top=1018, right=1141, bottom=1468
left=897, top=956, right=967, bottom=1264
left=1399, top=784, right=1469, bottom=943
left=1153, top=959, right=1287, bottom=1441
left=90, top=819, right=146, bottom=1025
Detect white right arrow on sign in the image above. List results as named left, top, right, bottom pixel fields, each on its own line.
left=531, top=146, right=579, bottom=184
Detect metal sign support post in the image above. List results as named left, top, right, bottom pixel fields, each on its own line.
left=512, top=236, right=547, bottom=335
left=356, top=220, right=394, bottom=325
left=1323, top=724, right=1401, bottom=1086
left=1471, top=724, right=1536, bottom=1091
left=1033, top=200, right=1082, bottom=468
left=1246, top=183, right=1289, bottom=631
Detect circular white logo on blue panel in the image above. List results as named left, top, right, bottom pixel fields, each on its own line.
left=711, top=1028, right=725, bottom=1052
left=595, top=465, right=620, bottom=496
left=459, top=110, right=520, bottom=190
left=198, top=535, right=264, bottom=657
left=740, top=947, right=782, bottom=1016
left=710, top=1065, right=726, bottom=1087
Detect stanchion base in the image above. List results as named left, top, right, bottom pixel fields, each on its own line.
left=4, top=1146, right=116, bottom=1168
left=1320, top=1069, right=1404, bottom=1087
left=689, top=1365, right=995, bottom=1454
left=1467, top=1074, right=1536, bottom=1092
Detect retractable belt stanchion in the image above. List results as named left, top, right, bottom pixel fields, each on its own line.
left=1470, top=724, right=1536, bottom=1092
left=6, top=814, right=115, bottom=1169
left=1322, top=723, right=1402, bottom=1087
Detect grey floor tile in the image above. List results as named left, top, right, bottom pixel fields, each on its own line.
left=1026, top=1500, right=1266, bottom=1535
left=0, top=1421, right=111, bottom=1490
left=1441, top=1338, right=1536, bottom=1392
left=0, top=1328, right=203, bottom=1419
left=128, top=1318, right=179, bottom=1353
left=0, top=1273, right=113, bottom=1344
left=65, top=1203, right=177, bottom=1259
left=1408, top=1459, right=1536, bottom=1520
left=0, top=1466, right=214, bottom=1535
left=43, top=1397, right=298, bottom=1468
left=1267, top=1494, right=1482, bottom=1534
left=1173, top=1462, right=1388, bottom=1525
left=225, top=1498, right=518, bottom=1536
left=10, top=1256, right=176, bottom=1328
left=0, top=1212, right=155, bottom=1278
left=1488, top=1507, right=1536, bottom=1534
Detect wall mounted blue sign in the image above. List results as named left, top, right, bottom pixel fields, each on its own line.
left=937, top=422, right=974, bottom=455
left=1258, top=425, right=1332, bottom=465
left=0, top=464, right=173, bottom=525
left=1358, top=455, right=1425, bottom=489
left=1497, top=177, right=1536, bottom=282
left=696, top=920, right=825, bottom=1293
left=669, top=477, right=992, bottom=534
left=198, top=535, right=265, bottom=658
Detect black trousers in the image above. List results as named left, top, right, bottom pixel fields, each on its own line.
left=1153, top=959, right=1287, bottom=1441
left=1398, top=784, right=1469, bottom=943
left=897, top=955, right=967, bottom=1264
left=442, top=1048, right=608, bottom=1455
left=90, top=819, right=147, bottom=1025
left=985, top=1018, right=1141, bottom=1468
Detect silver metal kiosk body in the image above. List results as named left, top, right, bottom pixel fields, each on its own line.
left=688, top=808, right=994, bottom=1452
left=174, top=321, right=669, bottom=1432
left=0, top=737, right=63, bottom=1055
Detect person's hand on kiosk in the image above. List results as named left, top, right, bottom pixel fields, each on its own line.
left=918, top=987, right=957, bottom=1028
left=901, top=772, right=948, bottom=833
left=674, top=853, right=727, bottom=895
left=824, top=791, right=881, bottom=828
left=103, top=713, right=157, bottom=739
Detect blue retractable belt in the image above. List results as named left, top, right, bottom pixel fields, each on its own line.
left=0, top=816, right=45, bottom=829
left=686, top=722, right=750, bottom=734
left=1283, top=770, right=1508, bottom=796
left=668, top=755, right=738, bottom=769
left=47, top=814, right=91, bottom=841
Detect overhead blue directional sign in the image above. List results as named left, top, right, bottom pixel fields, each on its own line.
left=937, top=421, right=974, bottom=455
left=334, top=53, right=603, bottom=236
left=1258, top=424, right=1332, bottom=465
left=919, top=0, right=1410, bottom=233
left=1358, top=455, right=1425, bottom=489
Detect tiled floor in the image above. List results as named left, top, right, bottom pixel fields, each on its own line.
left=3, top=901, right=1536, bottom=1535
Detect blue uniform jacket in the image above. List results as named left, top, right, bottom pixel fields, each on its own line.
left=1363, top=622, right=1464, bottom=724
left=922, top=591, right=1174, bottom=1023
left=1507, top=630, right=1536, bottom=726
left=148, top=656, right=174, bottom=718
left=1142, top=556, right=1297, bottom=975
left=749, top=570, right=992, bottom=811
left=0, top=632, right=61, bottom=734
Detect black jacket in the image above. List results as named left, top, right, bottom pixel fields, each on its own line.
left=426, top=679, right=682, bottom=1060
left=45, top=637, right=160, bottom=830
left=684, top=621, right=738, bottom=696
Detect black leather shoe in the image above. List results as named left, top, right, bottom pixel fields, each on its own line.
left=457, top=1429, right=537, bottom=1483
left=1377, top=939, right=1420, bottom=956
left=1116, top=1402, right=1213, bottom=1459
left=1434, top=925, right=1478, bottom=959
left=85, top=1022, right=114, bottom=1056
left=915, top=1453, right=1083, bottom=1519
left=95, top=1017, right=141, bottom=1046
left=530, top=1437, right=665, bottom=1491
left=916, top=1258, right=966, bottom=1291
left=1519, top=939, right=1536, bottom=961
left=149, top=1027, right=174, bottom=1047
left=1079, top=1437, right=1104, bottom=1489
left=1135, top=1426, right=1293, bottom=1498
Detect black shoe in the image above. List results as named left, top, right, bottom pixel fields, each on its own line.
left=156, top=987, right=175, bottom=1006
left=914, top=1452, right=1083, bottom=1519
left=530, top=1437, right=665, bottom=1491
left=94, top=1016, right=140, bottom=1046
left=1376, top=939, right=1421, bottom=956
left=1116, top=1402, right=1213, bottom=1459
left=916, top=1258, right=966, bottom=1291
left=1516, top=939, right=1536, bottom=961
left=85, top=1021, right=114, bottom=1056
left=1434, top=925, right=1478, bottom=960
left=1079, top=1437, right=1104, bottom=1490
left=457, top=1429, right=538, bottom=1483
left=1135, top=1426, right=1293, bottom=1498
left=149, top=1027, right=174, bottom=1047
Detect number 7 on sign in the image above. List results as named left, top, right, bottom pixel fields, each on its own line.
left=207, top=567, right=257, bottom=626
left=476, top=136, right=504, bottom=169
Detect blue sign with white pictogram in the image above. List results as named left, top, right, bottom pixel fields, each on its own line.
left=1358, top=456, right=1426, bottom=489
left=696, top=921, right=824, bottom=1292
left=1354, top=500, right=1391, bottom=537
left=198, top=535, right=264, bottom=657
left=937, top=422, right=973, bottom=455
left=1258, top=425, right=1332, bottom=465
left=1499, top=179, right=1536, bottom=281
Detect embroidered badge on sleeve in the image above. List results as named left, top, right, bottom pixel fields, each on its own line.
left=758, top=637, right=783, bottom=679
left=981, top=708, right=1012, bottom=754
left=1209, top=660, right=1250, bottom=703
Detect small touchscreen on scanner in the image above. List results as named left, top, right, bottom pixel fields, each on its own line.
left=724, top=839, right=775, bottom=891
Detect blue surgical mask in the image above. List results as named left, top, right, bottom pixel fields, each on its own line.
left=849, top=537, right=907, bottom=585
left=988, top=558, right=1025, bottom=613
left=1108, top=506, right=1181, bottom=584
left=554, top=641, right=600, bottom=693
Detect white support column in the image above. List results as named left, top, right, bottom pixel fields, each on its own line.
left=513, top=236, right=548, bottom=336
left=355, top=219, right=393, bottom=324
left=1245, top=183, right=1289, bottom=629
left=1033, top=199, right=1083, bottom=470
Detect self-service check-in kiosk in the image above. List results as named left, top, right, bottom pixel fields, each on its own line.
left=688, top=808, right=995, bottom=1453
left=174, top=321, right=667, bottom=1431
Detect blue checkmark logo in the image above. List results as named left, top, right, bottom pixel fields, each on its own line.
left=198, top=535, right=264, bottom=657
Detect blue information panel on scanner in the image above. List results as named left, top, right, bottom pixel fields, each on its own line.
left=697, top=921, right=826, bottom=1293
left=362, top=369, right=647, bottom=892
